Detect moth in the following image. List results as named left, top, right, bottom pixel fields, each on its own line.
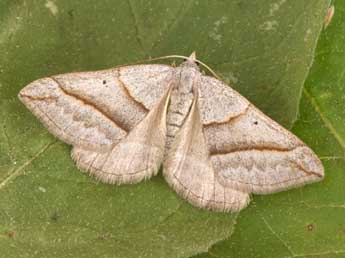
left=18, top=53, right=324, bottom=212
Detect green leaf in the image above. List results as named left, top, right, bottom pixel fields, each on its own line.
left=197, top=1, right=345, bottom=258
left=0, top=1, right=330, bottom=257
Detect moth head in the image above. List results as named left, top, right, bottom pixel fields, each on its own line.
left=182, top=52, right=220, bottom=79
left=181, top=51, right=200, bottom=71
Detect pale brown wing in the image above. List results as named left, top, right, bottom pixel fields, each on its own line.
left=19, top=64, right=174, bottom=184
left=72, top=86, right=172, bottom=184
left=18, top=64, right=174, bottom=152
left=199, top=75, right=324, bottom=194
left=163, top=95, right=250, bottom=212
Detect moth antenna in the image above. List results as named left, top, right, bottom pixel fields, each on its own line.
left=130, top=53, right=221, bottom=80
left=194, top=59, right=220, bottom=80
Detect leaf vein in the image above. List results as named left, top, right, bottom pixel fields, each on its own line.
left=0, top=140, right=57, bottom=190
left=261, top=215, right=296, bottom=256
left=127, top=0, right=145, bottom=54
left=303, top=88, right=345, bottom=151
left=149, top=0, right=193, bottom=53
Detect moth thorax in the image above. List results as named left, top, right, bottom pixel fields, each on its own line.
left=179, top=66, right=200, bottom=93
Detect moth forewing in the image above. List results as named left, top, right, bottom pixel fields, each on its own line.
left=163, top=95, right=250, bottom=212
left=202, top=101, right=324, bottom=195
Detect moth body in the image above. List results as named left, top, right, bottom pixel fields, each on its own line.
left=165, top=60, right=199, bottom=154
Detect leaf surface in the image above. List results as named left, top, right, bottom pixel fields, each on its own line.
left=0, top=0, right=330, bottom=257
